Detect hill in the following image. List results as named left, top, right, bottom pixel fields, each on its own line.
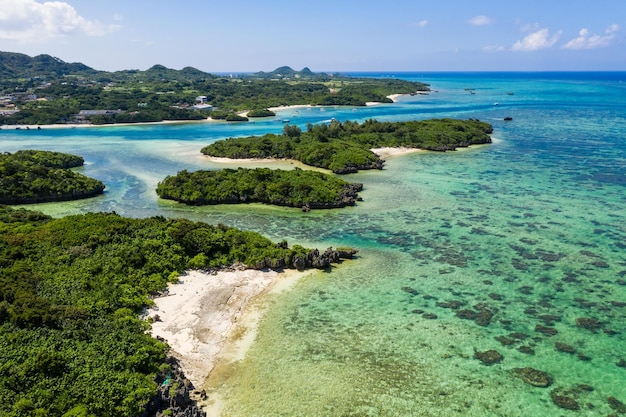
left=0, top=51, right=430, bottom=126
left=249, top=66, right=330, bottom=80
left=0, top=51, right=95, bottom=79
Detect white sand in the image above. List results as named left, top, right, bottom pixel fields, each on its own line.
left=148, top=268, right=312, bottom=389
left=267, top=104, right=313, bottom=112
left=0, top=118, right=223, bottom=130
left=201, top=155, right=331, bottom=173
left=371, top=147, right=424, bottom=158
left=366, top=93, right=407, bottom=106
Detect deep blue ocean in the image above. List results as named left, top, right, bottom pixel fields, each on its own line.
left=2, top=72, right=625, bottom=416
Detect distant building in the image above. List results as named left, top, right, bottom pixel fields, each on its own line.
left=189, top=103, right=213, bottom=111
left=75, top=109, right=123, bottom=122
left=195, top=95, right=208, bottom=103
left=78, top=110, right=123, bottom=116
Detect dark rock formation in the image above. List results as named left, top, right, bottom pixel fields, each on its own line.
left=538, top=314, right=561, bottom=326
left=535, top=324, right=558, bottom=336
left=474, top=307, right=494, bottom=326
left=495, top=336, right=516, bottom=346
left=253, top=246, right=357, bottom=270
left=141, top=357, right=206, bottom=417
left=296, top=247, right=358, bottom=270
left=401, top=286, right=419, bottom=296
left=555, top=342, right=576, bottom=354
left=517, top=345, right=535, bottom=355
left=455, top=305, right=494, bottom=326
left=576, top=317, right=602, bottom=332
left=437, top=300, right=464, bottom=309
left=608, top=396, right=626, bottom=413
left=513, top=367, right=553, bottom=387
left=457, top=309, right=478, bottom=320
left=550, top=390, right=580, bottom=411
left=474, top=349, right=503, bottom=365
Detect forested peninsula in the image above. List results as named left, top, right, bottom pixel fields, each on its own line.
left=0, top=150, right=105, bottom=204
left=156, top=167, right=363, bottom=210
left=0, top=206, right=356, bottom=417
left=0, top=51, right=428, bottom=126
left=202, top=118, right=494, bottom=174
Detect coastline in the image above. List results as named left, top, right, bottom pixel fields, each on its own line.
left=202, top=154, right=332, bottom=172
left=148, top=268, right=313, bottom=390
left=371, top=146, right=424, bottom=158
left=204, top=146, right=423, bottom=167
left=0, top=117, right=223, bottom=130
left=1, top=95, right=420, bottom=130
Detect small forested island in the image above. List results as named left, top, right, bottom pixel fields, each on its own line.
left=202, top=118, right=493, bottom=174
left=0, top=150, right=105, bottom=204
left=0, top=51, right=429, bottom=126
left=156, top=167, right=363, bottom=210
left=0, top=206, right=356, bottom=417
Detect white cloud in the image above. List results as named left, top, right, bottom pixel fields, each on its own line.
left=483, top=44, right=505, bottom=52
left=512, top=28, right=561, bottom=51
left=562, top=24, right=620, bottom=49
left=413, top=19, right=429, bottom=28
left=469, top=15, right=491, bottom=26
left=0, top=0, right=118, bottom=42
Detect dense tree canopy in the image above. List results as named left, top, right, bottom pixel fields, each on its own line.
left=0, top=150, right=105, bottom=204
left=156, top=167, right=363, bottom=209
left=0, top=207, right=353, bottom=417
left=202, top=118, right=493, bottom=173
left=0, top=54, right=429, bottom=125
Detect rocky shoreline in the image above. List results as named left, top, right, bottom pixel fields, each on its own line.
left=141, top=357, right=206, bottom=417
left=253, top=246, right=358, bottom=269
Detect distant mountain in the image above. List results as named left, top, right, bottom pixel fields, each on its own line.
left=0, top=51, right=95, bottom=79
left=249, top=66, right=332, bottom=80
left=0, top=51, right=216, bottom=82
left=119, top=64, right=216, bottom=82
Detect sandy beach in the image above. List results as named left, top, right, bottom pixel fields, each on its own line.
left=371, top=146, right=424, bottom=158
left=148, top=268, right=313, bottom=390
left=365, top=93, right=413, bottom=106
left=268, top=104, right=313, bottom=112
left=0, top=117, right=223, bottom=130
left=202, top=154, right=332, bottom=173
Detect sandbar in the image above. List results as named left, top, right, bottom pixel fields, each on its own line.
left=148, top=268, right=313, bottom=389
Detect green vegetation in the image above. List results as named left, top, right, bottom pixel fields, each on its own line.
left=0, top=52, right=428, bottom=125
left=156, top=167, right=363, bottom=209
left=208, top=111, right=249, bottom=122
left=0, top=150, right=105, bottom=204
left=202, top=118, right=493, bottom=173
left=246, top=108, right=276, bottom=118
left=0, top=206, right=351, bottom=417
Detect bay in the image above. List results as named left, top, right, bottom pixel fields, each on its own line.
left=1, top=72, right=625, bottom=416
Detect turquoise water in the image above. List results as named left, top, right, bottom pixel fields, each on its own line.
left=2, top=72, right=625, bottom=416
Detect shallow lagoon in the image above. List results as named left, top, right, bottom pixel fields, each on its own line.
left=2, top=72, right=625, bottom=416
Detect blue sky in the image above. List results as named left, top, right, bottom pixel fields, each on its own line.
left=1, top=0, right=625, bottom=72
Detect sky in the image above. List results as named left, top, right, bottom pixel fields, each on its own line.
left=0, top=0, right=625, bottom=73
